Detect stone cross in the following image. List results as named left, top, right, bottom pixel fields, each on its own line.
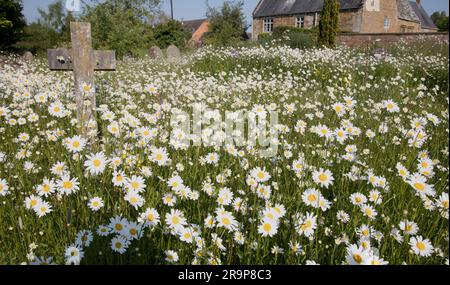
left=47, top=22, right=116, bottom=139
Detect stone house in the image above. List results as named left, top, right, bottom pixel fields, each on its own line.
left=182, top=19, right=210, bottom=45
left=252, top=0, right=437, bottom=40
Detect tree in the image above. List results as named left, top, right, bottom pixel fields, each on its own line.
left=431, top=11, right=449, bottom=31
left=203, top=0, right=248, bottom=46
left=0, top=0, right=26, bottom=50
left=328, top=0, right=340, bottom=48
left=318, top=0, right=339, bottom=48
left=82, top=0, right=162, bottom=57
left=154, top=20, right=190, bottom=49
left=16, top=0, right=74, bottom=54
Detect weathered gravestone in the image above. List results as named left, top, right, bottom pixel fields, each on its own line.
left=47, top=22, right=116, bottom=142
left=166, top=45, right=180, bottom=62
left=149, top=46, right=163, bottom=59
left=22, top=51, right=34, bottom=62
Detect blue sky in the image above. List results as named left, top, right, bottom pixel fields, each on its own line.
left=23, top=0, right=449, bottom=26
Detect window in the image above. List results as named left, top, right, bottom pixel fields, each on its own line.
left=296, top=16, right=305, bottom=28
left=384, top=17, right=391, bottom=30
left=263, top=18, right=274, bottom=32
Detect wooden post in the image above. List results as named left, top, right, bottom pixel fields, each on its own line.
left=71, top=22, right=96, bottom=138
left=47, top=22, right=116, bottom=144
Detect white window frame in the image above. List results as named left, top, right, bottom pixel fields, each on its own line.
left=384, top=16, right=391, bottom=30
left=263, top=18, right=274, bottom=33
left=296, top=16, right=305, bottom=28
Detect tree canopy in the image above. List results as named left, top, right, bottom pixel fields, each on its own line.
left=431, top=11, right=449, bottom=32
left=203, top=0, right=248, bottom=46
left=0, top=0, right=26, bottom=50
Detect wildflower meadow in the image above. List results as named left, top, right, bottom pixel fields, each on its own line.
left=0, top=39, right=448, bottom=265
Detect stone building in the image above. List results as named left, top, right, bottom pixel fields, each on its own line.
left=252, top=0, right=437, bottom=40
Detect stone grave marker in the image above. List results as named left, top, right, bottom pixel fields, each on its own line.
left=149, top=46, right=163, bottom=59
left=166, top=45, right=180, bottom=62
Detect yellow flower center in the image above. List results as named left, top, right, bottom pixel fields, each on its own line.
left=172, top=216, right=180, bottom=225
left=115, top=224, right=123, bottom=231
left=416, top=242, right=426, bottom=251
left=42, top=185, right=50, bottom=192
left=93, top=159, right=101, bottom=167
left=353, top=254, right=363, bottom=264
left=63, top=181, right=73, bottom=189
left=222, top=217, right=231, bottom=226
left=263, top=223, right=272, bottom=232
left=318, top=174, right=327, bottom=182
left=308, top=194, right=316, bottom=202
left=414, top=183, right=425, bottom=192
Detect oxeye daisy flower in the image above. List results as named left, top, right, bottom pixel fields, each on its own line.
left=346, top=244, right=370, bottom=265
left=36, top=179, right=55, bottom=197
left=75, top=230, right=93, bottom=248
left=121, top=221, right=144, bottom=240
left=179, top=227, right=196, bottom=243
left=88, top=197, right=104, bottom=212
left=124, top=190, right=144, bottom=209
left=167, top=175, right=184, bottom=191
left=65, top=135, right=86, bottom=153
left=33, top=201, right=52, bottom=218
left=361, top=204, right=377, bottom=220
left=151, top=147, right=169, bottom=166
left=96, top=225, right=111, bottom=237
left=312, top=169, right=334, bottom=189
left=216, top=210, right=238, bottom=232
left=24, top=195, right=42, bottom=210
left=350, top=193, right=367, bottom=206
left=258, top=218, right=278, bottom=237
left=162, top=193, right=176, bottom=206
left=111, top=236, right=130, bottom=254
left=409, top=236, right=434, bottom=257
left=165, top=209, right=187, bottom=231
left=124, top=175, right=146, bottom=193
left=408, top=174, right=435, bottom=197
left=48, top=101, right=66, bottom=118
left=64, top=245, right=83, bottom=265
left=384, top=99, right=399, bottom=113
left=399, top=220, right=419, bottom=235
left=297, top=212, right=317, bottom=237
left=0, top=178, right=9, bottom=196
left=145, top=84, right=158, bottom=95
left=109, top=216, right=128, bottom=234
left=58, top=175, right=79, bottom=195
left=165, top=250, right=179, bottom=263
left=51, top=161, right=66, bottom=176
left=84, top=152, right=108, bottom=176
left=140, top=208, right=160, bottom=227
left=112, top=170, right=127, bottom=187
left=250, top=167, right=271, bottom=183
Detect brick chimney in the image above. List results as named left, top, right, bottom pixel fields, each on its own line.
left=416, top=0, right=421, bottom=6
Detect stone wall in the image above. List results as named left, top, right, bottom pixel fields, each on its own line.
left=337, top=32, right=449, bottom=47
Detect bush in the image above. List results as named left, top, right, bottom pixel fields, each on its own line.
left=154, top=20, right=191, bottom=49
left=260, top=26, right=317, bottom=49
